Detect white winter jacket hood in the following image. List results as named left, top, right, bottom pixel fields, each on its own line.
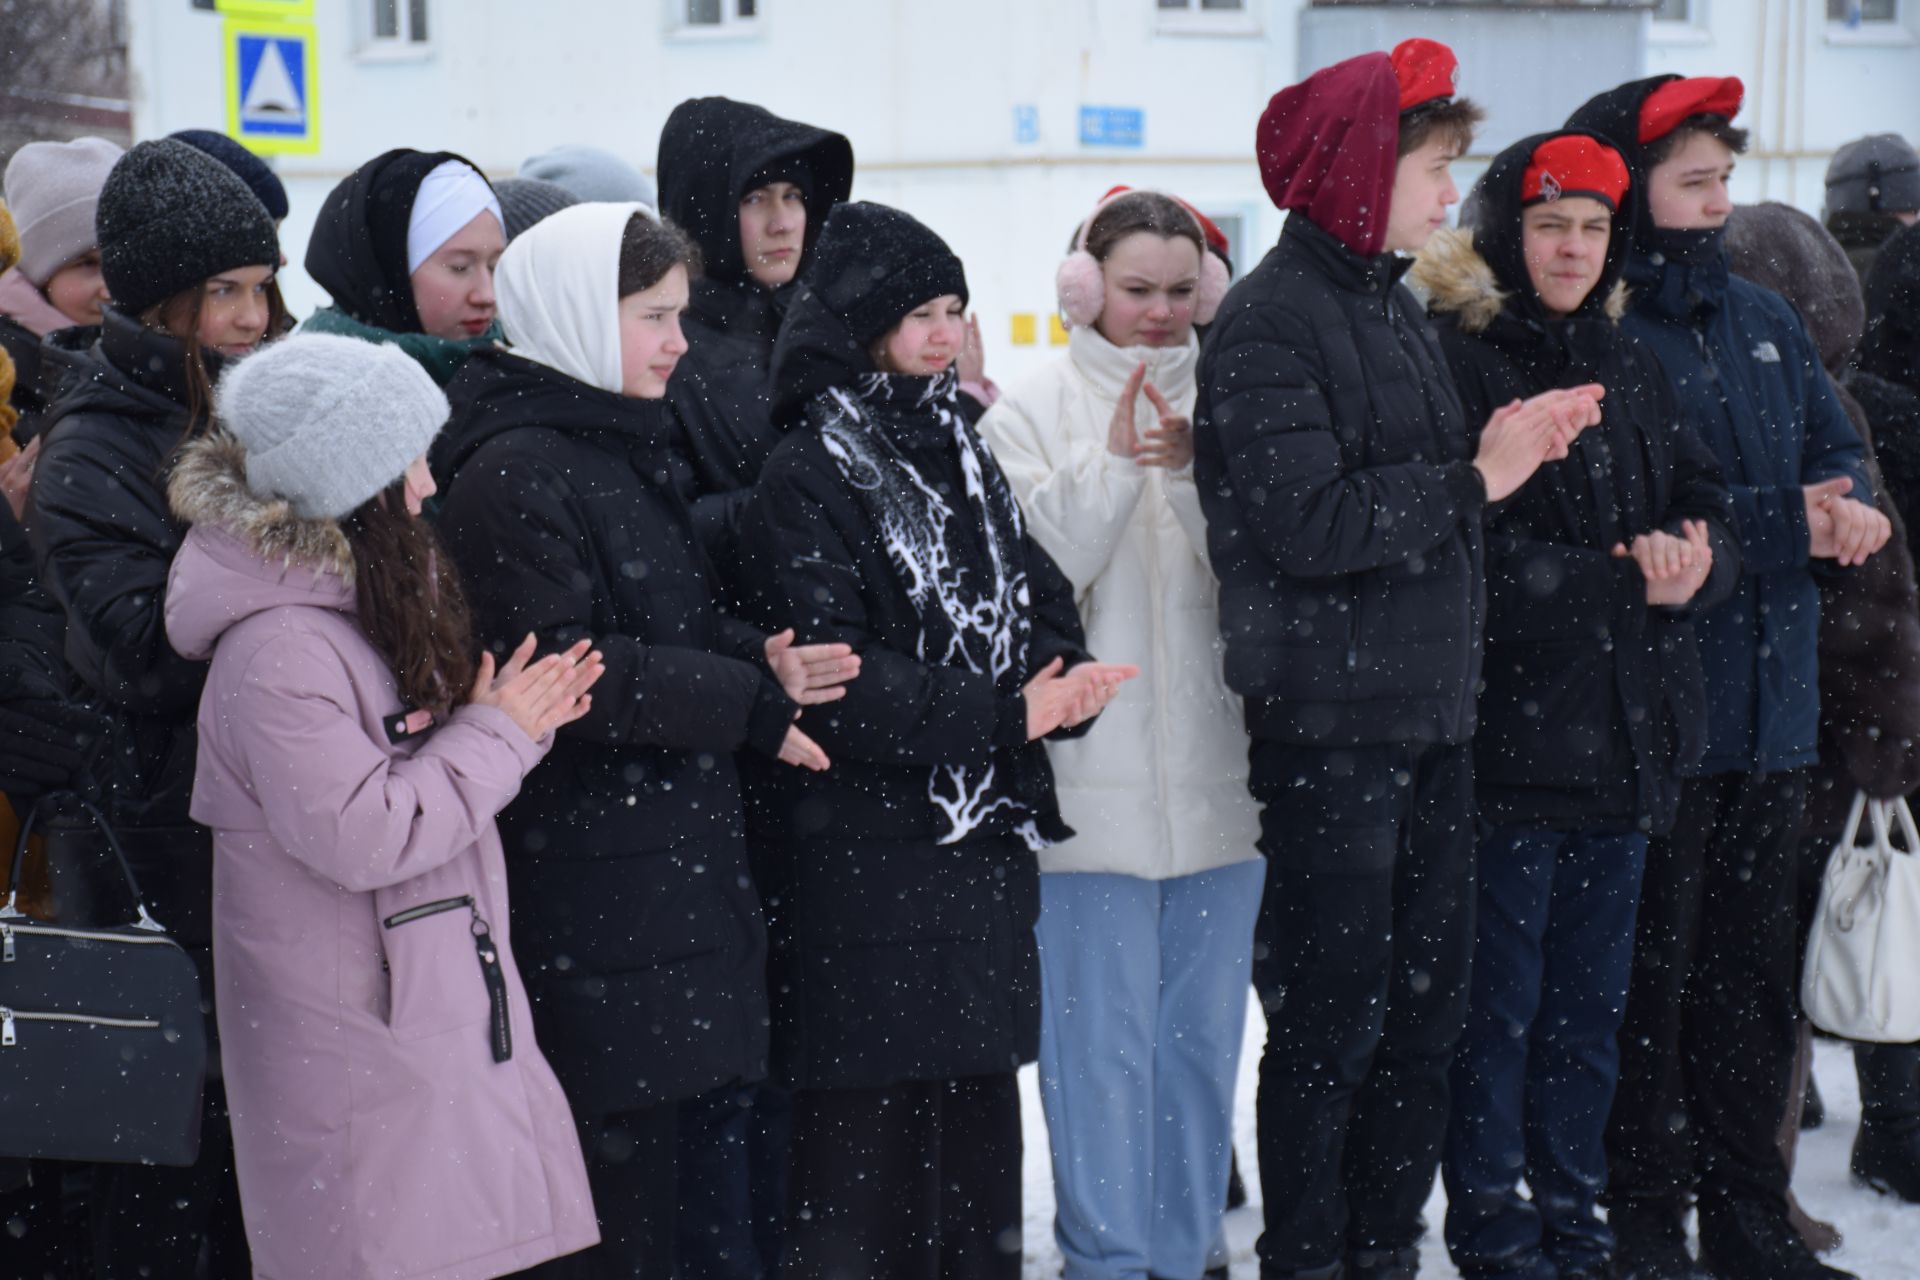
left=982, top=325, right=1258, bottom=879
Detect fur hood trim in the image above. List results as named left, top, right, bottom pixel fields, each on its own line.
left=168, top=431, right=355, bottom=584
left=1414, top=226, right=1628, bottom=333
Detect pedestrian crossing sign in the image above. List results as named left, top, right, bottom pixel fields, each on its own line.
left=224, top=19, right=319, bottom=155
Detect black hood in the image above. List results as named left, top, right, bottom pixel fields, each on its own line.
left=1566, top=76, right=1689, bottom=257
left=305, top=148, right=492, bottom=334
left=1458, top=130, right=1636, bottom=329
left=1859, top=220, right=1920, bottom=389
left=768, top=201, right=967, bottom=427
left=438, top=345, right=677, bottom=481
left=656, top=97, right=854, bottom=289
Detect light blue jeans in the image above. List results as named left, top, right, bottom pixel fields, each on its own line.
left=1037, top=859, right=1265, bottom=1280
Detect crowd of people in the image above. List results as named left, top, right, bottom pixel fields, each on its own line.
left=0, top=31, right=1918, bottom=1280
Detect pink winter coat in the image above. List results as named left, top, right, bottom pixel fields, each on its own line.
left=163, top=435, right=598, bottom=1280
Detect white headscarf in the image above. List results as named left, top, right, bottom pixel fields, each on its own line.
left=496, top=200, right=656, bottom=394
left=406, top=158, right=505, bottom=274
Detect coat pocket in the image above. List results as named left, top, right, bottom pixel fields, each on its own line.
left=377, top=893, right=512, bottom=1060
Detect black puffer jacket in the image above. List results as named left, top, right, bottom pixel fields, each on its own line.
left=657, top=97, right=854, bottom=563
left=436, top=346, right=790, bottom=1117
left=30, top=310, right=209, bottom=830
left=1195, top=213, right=1486, bottom=748
left=1416, top=132, right=1739, bottom=835
left=737, top=203, right=1089, bottom=1091
left=26, top=309, right=216, bottom=977
left=0, top=317, right=95, bottom=443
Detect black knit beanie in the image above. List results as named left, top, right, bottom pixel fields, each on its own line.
left=169, top=128, right=290, bottom=220
left=807, top=201, right=968, bottom=348
left=96, top=139, right=280, bottom=316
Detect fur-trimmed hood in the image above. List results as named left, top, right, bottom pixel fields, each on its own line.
left=164, top=431, right=357, bottom=663
left=1415, top=226, right=1628, bottom=334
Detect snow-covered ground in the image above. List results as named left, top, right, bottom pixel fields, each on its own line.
left=1017, top=1012, right=1920, bottom=1279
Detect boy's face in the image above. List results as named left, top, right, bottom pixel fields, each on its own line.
left=1646, top=130, right=1736, bottom=231
left=1385, top=136, right=1462, bottom=253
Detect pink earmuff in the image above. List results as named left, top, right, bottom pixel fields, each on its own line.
left=1055, top=188, right=1229, bottom=330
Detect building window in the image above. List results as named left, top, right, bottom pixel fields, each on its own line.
left=1827, top=0, right=1899, bottom=21
left=1156, top=0, right=1257, bottom=35
left=1652, top=0, right=1693, bottom=20
left=360, top=0, right=429, bottom=50
left=685, top=0, right=758, bottom=28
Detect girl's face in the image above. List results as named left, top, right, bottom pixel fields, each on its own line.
left=409, top=209, right=505, bottom=341
left=1095, top=232, right=1201, bottom=349
left=617, top=263, right=691, bottom=399
left=194, top=265, right=276, bottom=357
left=402, top=456, right=435, bottom=517
left=44, top=250, right=110, bottom=326
left=878, top=294, right=966, bottom=375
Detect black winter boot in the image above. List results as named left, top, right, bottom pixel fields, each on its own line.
left=1697, top=1197, right=1857, bottom=1280
left=1347, top=1246, right=1418, bottom=1279
left=1609, top=1204, right=1711, bottom=1280
left=1852, top=1041, right=1920, bottom=1201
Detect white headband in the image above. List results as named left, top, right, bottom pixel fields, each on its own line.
left=406, top=159, right=504, bottom=275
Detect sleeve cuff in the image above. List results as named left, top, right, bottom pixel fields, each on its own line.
left=745, top=677, right=798, bottom=757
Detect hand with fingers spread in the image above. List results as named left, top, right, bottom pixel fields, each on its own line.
left=1804, top=475, right=1892, bottom=567
left=468, top=634, right=606, bottom=742
left=765, top=628, right=861, bottom=706
left=1613, top=518, right=1715, bottom=607
left=1, top=435, right=40, bottom=524
left=1473, top=384, right=1606, bottom=502
left=778, top=722, right=831, bottom=772
left=958, top=312, right=987, bottom=386
left=1022, top=656, right=1142, bottom=740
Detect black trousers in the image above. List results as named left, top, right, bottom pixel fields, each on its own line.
left=518, top=1103, right=679, bottom=1279
left=1604, top=770, right=1807, bottom=1220
left=784, top=1074, right=1022, bottom=1280
left=1247, top=741, right=1478, bottom=1276
left=676, top=1082, right=792, bottom=1280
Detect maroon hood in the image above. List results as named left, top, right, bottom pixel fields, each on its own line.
left=1256, top=52, right=1401, bottom=258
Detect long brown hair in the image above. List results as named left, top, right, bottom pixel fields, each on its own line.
left=339, top=479, right=476, bottom=716
left=141, top=278, right=290, bottom=433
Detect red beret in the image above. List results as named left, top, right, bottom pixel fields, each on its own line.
left=1390, top=38, right=1459, bottom=112
left=1638, top=76, right=1744, bottom=144
left=1523, top=135, right=1631, bottom=210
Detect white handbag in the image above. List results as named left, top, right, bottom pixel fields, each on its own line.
left=1802, top=792, right=1920, bottom=1043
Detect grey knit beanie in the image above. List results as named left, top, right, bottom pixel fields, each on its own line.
left=215, top=332, right=449, bottom=520
left=1826, top=134, right=1920, bottom=217
left=2, top=136, right=123, bottom=285
left=520, top=144, right=656, bottom=206
left=96, top=139, right=280, bottom=316
left=494, top=176, right=581, bottom=241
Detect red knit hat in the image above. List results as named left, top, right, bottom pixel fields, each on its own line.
left=1637, top=76, right=1744, bottom=143
left=1522, top=135, right=1631, bottom=210
left=1390, top=38, right=1459, bottom=112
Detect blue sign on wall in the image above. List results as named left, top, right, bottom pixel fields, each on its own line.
left=1079, top=106, right=1144, bottom=148
left=1013, top=104, right=1040, bottom=145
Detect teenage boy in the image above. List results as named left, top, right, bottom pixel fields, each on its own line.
left=1194, top=40, right=1603, bottom=1280
left=1568, top=75, right=1890, bottom=1280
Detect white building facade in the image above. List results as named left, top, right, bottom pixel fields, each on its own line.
left=124, top=0, right=1919, bottom=382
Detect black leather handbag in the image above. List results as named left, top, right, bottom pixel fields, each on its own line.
left=0, top=793, right=207, bottom=1166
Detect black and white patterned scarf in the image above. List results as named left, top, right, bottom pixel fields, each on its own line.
left=808, top=367, right=1052, bottom=850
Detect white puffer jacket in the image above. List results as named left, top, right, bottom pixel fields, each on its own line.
left=982, top=325, right=1259, bottom=879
